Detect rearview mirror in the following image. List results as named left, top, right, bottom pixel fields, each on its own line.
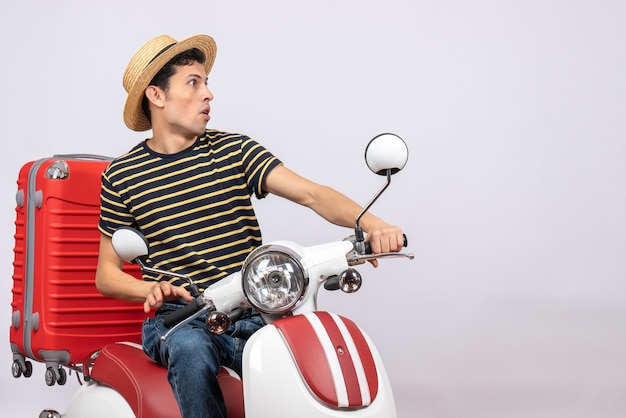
left=111, top=227, right=149, bottom=263
left=364, top=133, right=408, bottom=176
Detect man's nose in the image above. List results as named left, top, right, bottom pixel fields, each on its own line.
left=204, top=85, right=214, bottom=101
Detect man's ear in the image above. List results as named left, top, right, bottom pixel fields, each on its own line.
left=145, top=85, right=166, bottom=109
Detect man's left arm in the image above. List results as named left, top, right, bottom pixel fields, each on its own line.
left=263, top=164, right=405, bottom=255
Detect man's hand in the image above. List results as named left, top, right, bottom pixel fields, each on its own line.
left=364, top=219, right=405, bottom=268
left=144, top=281, right=193, bottom=313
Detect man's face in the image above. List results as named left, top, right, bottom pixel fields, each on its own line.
left=161, top=61, right=213, bottom=138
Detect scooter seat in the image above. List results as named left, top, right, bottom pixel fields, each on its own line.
left=90, top=342, right=244, bottom=418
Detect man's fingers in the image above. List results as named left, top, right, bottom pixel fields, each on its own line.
left=143, top=282, right=194, bottom=313
left=366, top=226, right=405, bottom=254
left=172, top=285, right=193, bottom=301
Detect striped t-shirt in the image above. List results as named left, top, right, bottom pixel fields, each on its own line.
left=98, top=129, right=282, bottom=290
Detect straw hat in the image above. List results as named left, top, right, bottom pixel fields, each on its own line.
left=122, top=34, right=217, bottom=131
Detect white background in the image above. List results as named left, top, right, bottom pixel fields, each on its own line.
left=1, top=1, right=625, bottom=417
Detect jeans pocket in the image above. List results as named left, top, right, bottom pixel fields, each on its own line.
left=142, top=317, right=164, bottom=363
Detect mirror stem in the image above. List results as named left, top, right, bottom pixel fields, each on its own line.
left=133, top=258, right=202, bottom=298
left=354, top=169, right=392, bottom=253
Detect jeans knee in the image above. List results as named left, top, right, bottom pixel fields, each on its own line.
left=167, top=329, right=221, bottom=374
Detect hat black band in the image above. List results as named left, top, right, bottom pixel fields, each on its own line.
left=146, top=42, right=177, bottom=68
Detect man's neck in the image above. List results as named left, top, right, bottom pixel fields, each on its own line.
left=146, top=131, right=199, bottom=154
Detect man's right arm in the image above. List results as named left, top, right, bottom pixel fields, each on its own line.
left=95, top=234, right=192, bottom=313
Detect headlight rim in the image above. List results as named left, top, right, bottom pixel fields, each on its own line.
left=241, top=244, right=308, bottom=315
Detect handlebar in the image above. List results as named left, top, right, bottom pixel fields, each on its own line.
left=159, top=297, right=206, bottom=328
left=362, top=234, right=408, bottom=254
left=348, top=233, right=413, bottom=266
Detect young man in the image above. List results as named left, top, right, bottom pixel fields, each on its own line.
left=96, top=34, right=405, bottom=418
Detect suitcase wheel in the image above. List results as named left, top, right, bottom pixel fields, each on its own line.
left=12, top=359, right=32, bottom=378
left=45, top=366, right=67, bottom=386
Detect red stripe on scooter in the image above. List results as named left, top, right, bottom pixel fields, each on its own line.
left=274, top=315, right=338, bottom=406
left=275, top=312, right=380, bottom=409
left=340, top=315, right=379, bottom=402
left=315, top=312, right=363, bottom=407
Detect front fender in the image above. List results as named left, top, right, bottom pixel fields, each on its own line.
left=243, top=311, right=396, bottom=418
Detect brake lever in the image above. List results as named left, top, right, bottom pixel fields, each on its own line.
left=348, top=251, right=414, bottom=266
left=160, top=300, right=215, bottom=342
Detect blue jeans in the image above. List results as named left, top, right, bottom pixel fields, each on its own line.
left=142, top=303, right=265, bottom=418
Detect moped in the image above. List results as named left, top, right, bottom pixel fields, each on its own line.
left=39, top=133, right=413, bottom=418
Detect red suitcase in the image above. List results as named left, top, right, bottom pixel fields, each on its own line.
left=10, top=154, right=148, bottom=386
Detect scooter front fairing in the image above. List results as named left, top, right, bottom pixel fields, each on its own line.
left=243, top=311, right=396, bottom=418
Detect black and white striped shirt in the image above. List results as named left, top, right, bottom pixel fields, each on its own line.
left=98, top=129, right=282, bottom=290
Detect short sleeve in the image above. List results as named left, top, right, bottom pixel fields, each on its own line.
left=240, top=138, right=282, bottom=199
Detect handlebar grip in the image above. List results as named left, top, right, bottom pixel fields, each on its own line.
left=159, top=298, right=204, bottom=328
left=363, top=234, right=408, bottom=254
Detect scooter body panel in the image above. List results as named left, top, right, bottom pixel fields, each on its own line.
left=62, top=381, right=135, bottom=418
left=243, top=312, right=396, bottom=418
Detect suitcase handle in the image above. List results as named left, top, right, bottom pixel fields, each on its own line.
left=52, top=154, right=113, bottom=161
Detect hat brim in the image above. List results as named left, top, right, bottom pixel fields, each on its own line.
left=123, top=35, right=217, bottom=132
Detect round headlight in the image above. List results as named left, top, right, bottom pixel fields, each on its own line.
left=242, top=245, right=307, bottom=315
